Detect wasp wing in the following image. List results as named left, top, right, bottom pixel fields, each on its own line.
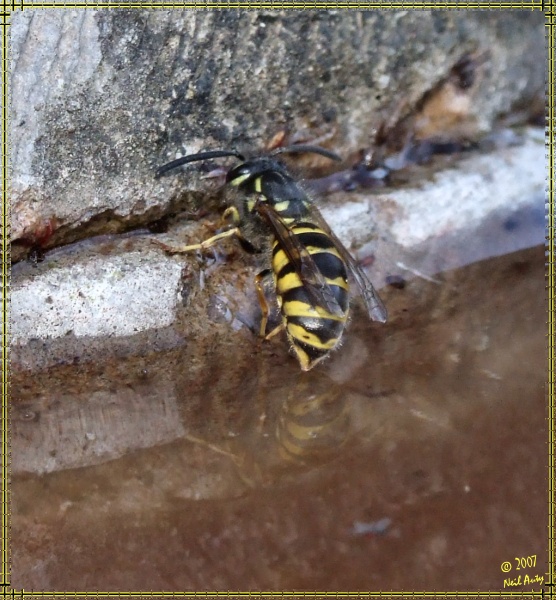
left=255, top=202, right=346, bottom=318
left=303, top=202, right=388, bottom=323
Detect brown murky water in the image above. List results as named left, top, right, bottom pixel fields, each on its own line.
left=10, top=241, right=546, bottom=592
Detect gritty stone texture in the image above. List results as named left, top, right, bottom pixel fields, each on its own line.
left=10, top=250, right=183, bottom=345
left=323, top=129, right=547, bottom=250
left=10, top=11, right=102, bottom=191
left=9, top=9, right=545, bottom=258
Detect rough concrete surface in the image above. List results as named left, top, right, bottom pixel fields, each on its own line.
left=321, top=128, right=544, bottom=250
left=9, top=10, right=545, bottom=258
left=11, top=250, right=183, bottom=345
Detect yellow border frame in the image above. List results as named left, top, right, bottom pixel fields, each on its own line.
left=1, top=3, right=553, bottom=598
left=0, top=1, right=546, bottom=6
left=547, top=3, right=555, bottom=599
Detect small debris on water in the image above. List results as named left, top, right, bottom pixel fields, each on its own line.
left=351, top=517, right=392, bottom=537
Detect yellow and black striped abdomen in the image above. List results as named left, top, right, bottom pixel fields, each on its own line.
left=272, top=222, right=350, bottom=370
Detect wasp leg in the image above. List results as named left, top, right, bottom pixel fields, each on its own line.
left=221, top=206, right=241, bottom=225
left=152, top=227, right=242, bottom=254
left=152, top=206, right=249, bottom=255
left=255, top=269, right=286, bottom=340
left=265, top=323, right=285, bottom=340
left=255, top=269, right=275, bottom=338
left=255, top=270, right=286, bottom=341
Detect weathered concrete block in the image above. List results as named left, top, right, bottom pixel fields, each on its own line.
left=10, top=10, right=545, bottom=259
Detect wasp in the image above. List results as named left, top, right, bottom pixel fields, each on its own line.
left=155, top=144, right=387, bottom=370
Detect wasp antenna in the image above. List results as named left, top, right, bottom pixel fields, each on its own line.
left=155, top=149, right=245, bottom=178
left=271, top=145, right=342, bottom=162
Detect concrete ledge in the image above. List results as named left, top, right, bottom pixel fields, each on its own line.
left=10, top=128, right=545, bottom=372
left=11, top=250, right=183, bottom=346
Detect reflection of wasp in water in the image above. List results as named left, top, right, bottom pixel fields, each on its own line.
left=155, top=145, right=387, bottom=370
left=276, top=371, right=350, bottom=464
